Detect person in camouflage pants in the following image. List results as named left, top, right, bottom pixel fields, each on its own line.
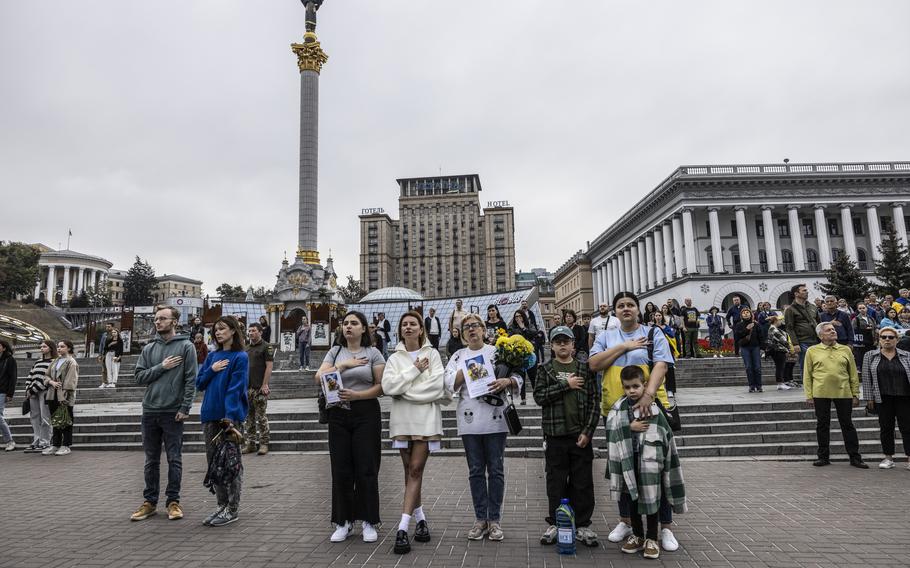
left=244, top=323, right=273, bottom=455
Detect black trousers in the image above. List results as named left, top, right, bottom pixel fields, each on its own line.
left=628, top=451, right=658, bottom=540
left=544, top=434, right=594, bottom=527
left=664, top=365, right=677, bottom=393
left=47, top=400, right=73, bottom=447
left=428, top=334, right=440, bottom=349
left=328, top=399, right=382, bottom=525
left=878, top=395, right=910, bottom=456
left=813, top=398, right=860, bottom=461
left=522, top=366, right=537, bottom=401
left=769, top=350, right=787, bottom=382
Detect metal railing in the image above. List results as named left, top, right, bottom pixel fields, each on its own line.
left=682, top=162, right=910, bottom=176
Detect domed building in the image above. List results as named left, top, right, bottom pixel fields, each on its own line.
left=33, top=246, right=113, bottom=306
left=359, top=286, right=425, bottom=304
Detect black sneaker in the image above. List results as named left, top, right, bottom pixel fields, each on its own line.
left=394, top=530, right=411, bottom=554
left=414, top=520, right=431, bottom=542
left=850, top=459, right=870, bottom=469
left=813, top=459, right=831, bottom=467
left=209, top=509, right=238, bottom=527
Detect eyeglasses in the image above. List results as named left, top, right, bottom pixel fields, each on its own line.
left=154, top=317, right=174, bottom=322
left=462, top=323, right=483, bottom=331
left=880, top=335, right=897, bottom=340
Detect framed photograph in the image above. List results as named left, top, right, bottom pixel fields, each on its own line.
left=321, top=370, right=344, bottom=404
left=461, top=353, right=494, bottom=399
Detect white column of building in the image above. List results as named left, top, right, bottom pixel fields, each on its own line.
left=787, top=205, right=806, bottom=271
left=671, top=216, right=684, bottom=277
left=867, top=204, right=883, bottom=261
left=892, top=202, right=908, bottom=250
left=61, top=265, right=72, bottom=303
left=45, top=265, right=56, bottom=303
left=623, top=250, right=633, bottom=292
left=734, top=206, right=752, bottom=272
left=592, top=267, right=602, bottom=307
left=76, top=267, right=85, bottom=295
left=681, top=209, right=698, bottom=274
left=840, top=204, right=858, bottom=262
left=708, top=207, right=724, bottom=273
left=636, top=240, right=647, bottom=292
left=661, top=222, right=674, bottom=281
left=629, top=244, right=640, bottom=293
left=34, top=271, right=42, bottom=299
left=614, top=255, right=623, bottom=295
left=606, top=260, right=614, bottom=303
left=761, top=206, right=779, bottom=271
left=814, top=205, right=832, bottom=269
left=653, top=227, right=665, bottom=284
left=644, top=234, right=656, bottom=290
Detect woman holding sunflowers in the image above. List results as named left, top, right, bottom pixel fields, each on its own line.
left=509, top=310, right=538, bottom=405
left=445, top=313, right=524, bottom=542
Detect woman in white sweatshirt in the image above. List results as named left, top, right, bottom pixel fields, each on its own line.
left=381, top=310, right=449, bottom=555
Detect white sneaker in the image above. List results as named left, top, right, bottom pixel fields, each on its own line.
left=608, top=521, right=633, bottom=543
left=777, top=383, right=792, bottom=390
left=879, top=458, right=895, bottom=469
left=330, top=521, right=351, bottom=542
left=4, top=441, right=15, bottom=451
left=42, top=446, right=59, bottom=455
left=98, top=384, right=107, bottom=389
left=54, top=446, right=71, bottom=456
left=660, top=527, right=679, bottom=551
left=362, top=521, right=378, bottom=543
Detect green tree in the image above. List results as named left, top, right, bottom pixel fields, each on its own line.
left=0, top=241, right=41, bottom=301
left=124, top=256, right=157, bottom=306
left=86, top=284, right=113, bottom=307
left=216, top=283, right=246, bottom=301
left=70, top=290, right=90, bottom=308
left=874, top=226, right=910, bottom=296
left=338, top=275, right=366, bottom=304
left=819, top=252, right=871, bottom=307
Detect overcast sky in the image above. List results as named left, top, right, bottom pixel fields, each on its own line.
left=3, top=0, right=909, bottom=294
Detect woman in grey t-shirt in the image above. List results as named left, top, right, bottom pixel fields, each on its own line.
left=316, top=311, right=385, bottom=544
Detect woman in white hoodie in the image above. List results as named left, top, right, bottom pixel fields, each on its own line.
left=381, top=311, right=448, bottom=555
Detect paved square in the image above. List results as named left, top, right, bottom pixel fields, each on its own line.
left=2, top=451, right=909, bottom=567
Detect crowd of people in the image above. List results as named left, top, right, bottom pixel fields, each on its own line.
left=2, top=285, right=907, bottom=558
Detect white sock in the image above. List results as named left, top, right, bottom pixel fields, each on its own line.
left=413, top=506, right=426, bottom=523
left=398, top=513, right=411, bottom=532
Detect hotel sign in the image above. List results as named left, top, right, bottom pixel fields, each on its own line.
left=361, top=208, right=385, bottom=215
left=487, top=201, right=510, bottom=208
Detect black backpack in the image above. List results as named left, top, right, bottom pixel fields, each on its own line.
left=204, top=438, right=243, bottom=493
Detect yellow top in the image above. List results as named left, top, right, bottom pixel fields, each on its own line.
left=803, top=342, right=859, bottom=399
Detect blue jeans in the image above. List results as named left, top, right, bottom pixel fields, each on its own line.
left=0, top=393, right=12, bottom=443
left=741, top=345, right=763, bottom=390
left=142, top=412, right=185, bottom=505
left=797, top=342, right=814, bottom=379
left=298, top=343, right=310, bottom=368
left=462, top=433, right=507, bottom=522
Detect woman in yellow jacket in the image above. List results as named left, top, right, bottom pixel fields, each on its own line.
left=381, top=310, right=449, bottom=555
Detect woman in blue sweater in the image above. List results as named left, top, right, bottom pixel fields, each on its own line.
left=197, top=315, right=249, bottom=527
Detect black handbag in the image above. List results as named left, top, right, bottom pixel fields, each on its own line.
left=22, top=397, right=31, bottom=416
left=492, top=363, right=523, bottom=435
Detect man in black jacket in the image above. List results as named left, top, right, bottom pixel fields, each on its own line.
left=424, top=308, right=442, bottom=349
left=680, top=298, right=700, bottom=358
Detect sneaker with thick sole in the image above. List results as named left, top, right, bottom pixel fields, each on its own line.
left=540, top=525, right=558, bottom=545
left=777, top=383, right=792, bottom=390
left=54, top=446, right=71, bottom=456
left=4, top=441, right=16, bottom=451
left=414, top=519, right=430, bottom=542
left=393, top=530, right=411, bottom=554
left=362, top=522, right=378, bottom=543
left=130, top=501, right=157, bottom=521
left=488, top=522, right=504, bottom=541
left=167, top=502, right=184, bottom=520
left=643, top=538, right=661, bottom=559
left=330, top=521, right=351, bottom=542
left=466, top=520, right=488, bottom=540
left=608, top=521, right=633, bottom=543
left=42, top=446, right=59, bottom=456
left=257, top=444, right=269, bottom=456
left=203, top=507, right=225, bottom=526
left=622, top=535, right=644, bottom=554
left=880, top=458, right=896, bottom=469
left=660, top=528, right=679, bottom=551
left=576, top=526, right=599, bottom=547
left=209, top=509, right=238, bottom=527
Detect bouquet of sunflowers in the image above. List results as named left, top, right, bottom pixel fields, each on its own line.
left=493, top=328, right=537, bottom=371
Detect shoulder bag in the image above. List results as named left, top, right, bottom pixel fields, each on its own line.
left=647, top=327, right=682, bottom=432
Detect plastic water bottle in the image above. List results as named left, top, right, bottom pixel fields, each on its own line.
left=555, top=498, right=576, bottom=555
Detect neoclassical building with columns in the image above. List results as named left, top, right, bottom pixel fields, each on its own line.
left=34, top=247, right=113, bottom=306
left=586, top=161, right=910, bottom=311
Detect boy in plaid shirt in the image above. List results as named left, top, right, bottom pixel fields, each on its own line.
left=533, top=326, right=601, bottom=547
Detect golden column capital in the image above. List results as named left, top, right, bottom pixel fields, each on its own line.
left=291, top=37, right=328, bottom=74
